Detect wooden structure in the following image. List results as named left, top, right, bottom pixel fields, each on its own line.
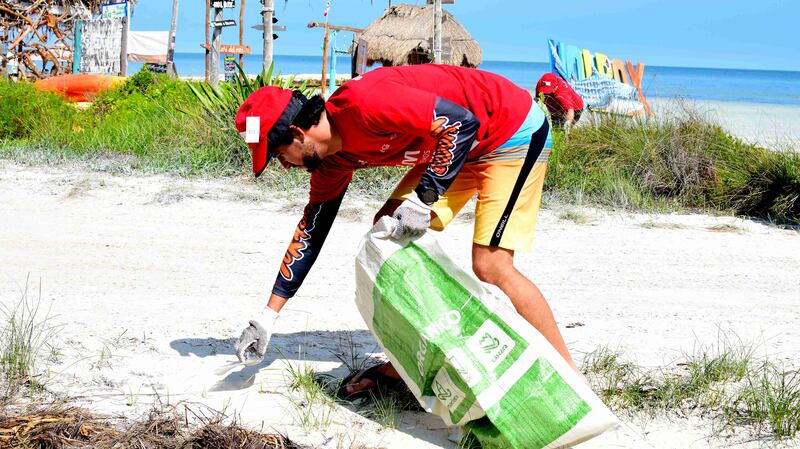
left=307, top=21, right=363, bottom=95
left=359, top=4, right=480, bottom=68
left=0, top=0, right=135, bottom=80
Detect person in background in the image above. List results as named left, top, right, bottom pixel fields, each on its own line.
left=535, top=72, right=584, bottom=128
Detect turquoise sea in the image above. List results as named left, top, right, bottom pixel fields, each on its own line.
left=130, top=53, right=800, bottom=107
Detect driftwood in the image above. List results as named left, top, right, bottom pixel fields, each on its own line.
left=0, top=1, right=132, bottom=79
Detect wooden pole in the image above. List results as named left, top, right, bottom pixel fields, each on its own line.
left=306, top=22, right=364, bottom=93
left=120, top=16, right=129, bottom=75
left=262, top=0, right=274, bottom=73
left=205, top=0, right=210, bottom=82
left=239, top=0, right=245, bottom=67
left=433, top=0, right=442, bottom=64
left=166, top=0, right=180, bottom=77
left=320, top=23, right=330, bottom=95
left=307, top=22, right=363, bottom=33
left=210, top=7, right=222, bottom=85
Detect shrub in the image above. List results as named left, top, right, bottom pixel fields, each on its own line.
left=0, top=81, right=76, bottom=140
left=548, top=112, right=800, bottom=223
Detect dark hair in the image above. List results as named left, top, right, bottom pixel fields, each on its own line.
left=271, top=93, right=326, bottom=148
left=293, top=94, right=326, bottom=129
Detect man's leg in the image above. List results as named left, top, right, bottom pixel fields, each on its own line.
left=472, top=243, right=579, bottom=372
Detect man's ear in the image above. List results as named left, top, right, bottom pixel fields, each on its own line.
left=289, top=125, right=305, bottom=143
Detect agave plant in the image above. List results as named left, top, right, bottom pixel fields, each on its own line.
left=188, top=62, right=316, bottom=123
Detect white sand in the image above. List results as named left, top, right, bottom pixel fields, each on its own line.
left=1, top=162, right=799, bottom=448
left=648, top=98, right=800, bottom=151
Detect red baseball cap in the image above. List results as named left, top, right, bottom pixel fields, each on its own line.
left=536, top=72, right=560, bottom=95
left=235, top=86, right=294, bottom=176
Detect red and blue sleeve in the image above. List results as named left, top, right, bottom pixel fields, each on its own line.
left=415, top=97, right=480, bottom=200
left=271, top=188, right=347, bottom=299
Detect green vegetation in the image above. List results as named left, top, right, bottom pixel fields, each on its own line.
left=1, top=68, right=799, bottom=224
left=580, top=339, right=800, bottom=441
left=549, top=113, right=800, bottom=224
left=283, top=361, right=337, bottom=432
left=724, top=362, right=800, bottom=440
left=0, top=277, right=59, bottom=401
left=0, top=67, right=245, bottom=175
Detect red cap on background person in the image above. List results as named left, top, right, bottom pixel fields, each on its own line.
left=235, top=86, right=307, bottom=176
left=536, top=72, right=560, bottom=95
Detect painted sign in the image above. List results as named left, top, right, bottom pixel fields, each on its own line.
left=224, top=56, right=236, bottom=72
left=146, top=63, right=167, bottom=74
left=212, top=19, right=237, bottom=28
left=547, top=39, right=652, bottom=116
left=101, top=1, right=128, bottom=19
left=200, top=44, right=251, bottom=54
left=211, top=0, right=235, bottom=8
left=224, top=56, right=236, bottom=82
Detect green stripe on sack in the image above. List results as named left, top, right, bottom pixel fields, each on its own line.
left=475, top=358, right=591, bottom=448
left=372, top=243, right=530, bottom=422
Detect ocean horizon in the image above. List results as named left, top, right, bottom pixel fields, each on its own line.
left=131, top=53, right=800, bottom=107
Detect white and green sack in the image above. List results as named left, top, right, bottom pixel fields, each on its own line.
left=355, top=217, right=619, bottom=449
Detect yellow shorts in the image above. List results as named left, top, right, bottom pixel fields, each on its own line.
left=390, top=121, right=551, bottom=252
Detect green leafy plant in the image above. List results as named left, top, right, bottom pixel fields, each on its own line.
left=188, top=62, right=316, bottom=123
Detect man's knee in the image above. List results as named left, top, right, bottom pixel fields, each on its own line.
left=472, top=253, right=513, bottom=285
left=472, top=243, right=517, bottom=285
left=373, top=199, right=403, bottom=224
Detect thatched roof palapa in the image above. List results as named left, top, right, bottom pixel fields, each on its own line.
left=359, top=4, right=481, bottom=68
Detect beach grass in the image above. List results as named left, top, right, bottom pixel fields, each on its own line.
left=580, top=338, right=800, bottom=441
left=550, top=111, right=800, bottom=224
left=283, top=360, right=337, bottom=432
left=2, top=67, right=799, bottom=225
left=723, top=361, right=800, bottom=440
left=0, top=277, right=59, bottom=401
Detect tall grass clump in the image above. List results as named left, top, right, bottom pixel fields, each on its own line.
left=724, top=362, right=800, bottom=440
left=0, top=278, right=58, bottom=399
left=283, top=361, right=337, bottom=432
left=549, top=110, right=800, bottom=224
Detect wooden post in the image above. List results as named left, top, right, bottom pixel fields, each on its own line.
left=72, top=20, right=83, bottom=74
left=433, top=0, right=442, bottom=63
left=262, top=0, right=274, bottom=73
left=205, top=0, right=210, bottom=82
left=239, top=0, right=246, bottom=67
left=166, top=0, right=180, bottom=77
left=120, top=16, right=129, bottom=76
left=210, top=7, right=222, bottom=85
left=320, top=23, right=330, bottom=95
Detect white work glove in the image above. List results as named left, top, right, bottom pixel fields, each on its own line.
left=235, top=307, right=279, bottom=366
left=391, top=194, right=432, bottom=240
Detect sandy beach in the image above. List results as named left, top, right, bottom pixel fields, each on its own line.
left=1, top=161, right=798, bottom=448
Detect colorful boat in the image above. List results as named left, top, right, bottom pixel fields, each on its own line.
left=33, top=74, right=126, bottom=103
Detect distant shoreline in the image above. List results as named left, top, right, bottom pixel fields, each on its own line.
left=166, top=51, right=800, bottom=74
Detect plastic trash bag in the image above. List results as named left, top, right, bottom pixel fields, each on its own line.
left=354, top=217, right=619, bottom=449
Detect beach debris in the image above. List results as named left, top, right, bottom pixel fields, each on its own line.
left=0, top=402, right=305, bottom=449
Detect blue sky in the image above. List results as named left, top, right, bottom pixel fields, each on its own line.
left=129, top=0, right=799, bottom=71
